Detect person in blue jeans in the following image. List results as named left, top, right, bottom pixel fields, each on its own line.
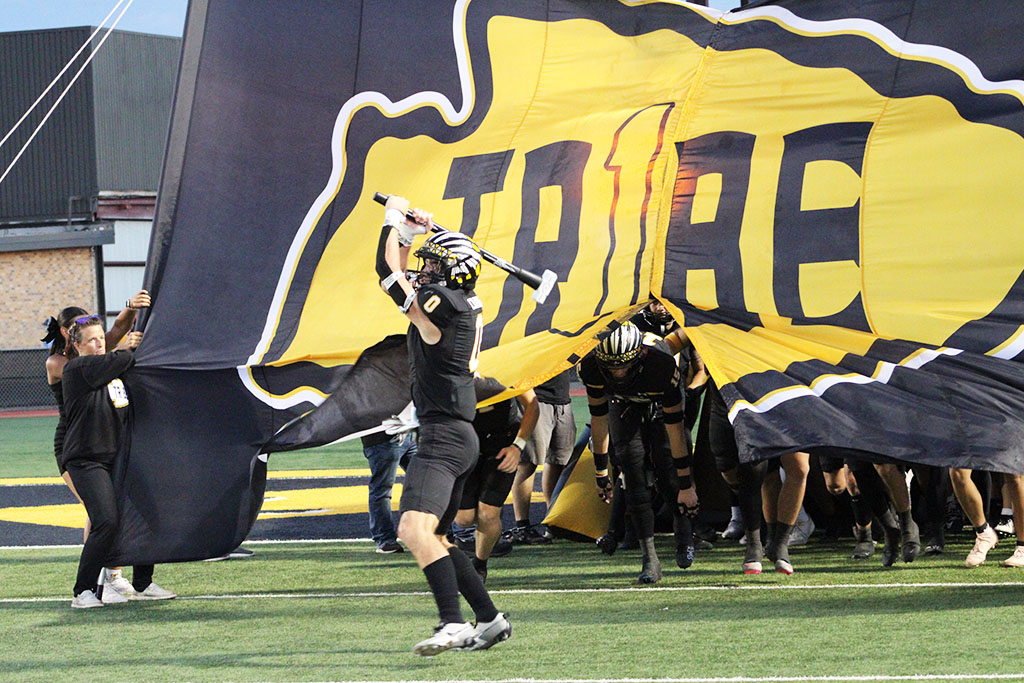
left=362, top=431, right=417, bottom=553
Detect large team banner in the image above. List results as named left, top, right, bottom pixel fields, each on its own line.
left=109, top=0, right=1024, bottom=564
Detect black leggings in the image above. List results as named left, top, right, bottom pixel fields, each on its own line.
left=65, top=460, right=153, bottom=596
left=609, top=401, right=680, bottom=539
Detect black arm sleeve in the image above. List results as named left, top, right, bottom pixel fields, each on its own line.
left=375, top=225, right=408, bottom=307
left=375, top=225, right=393, bottom=281
left=76, top=350, right=135, bottom=389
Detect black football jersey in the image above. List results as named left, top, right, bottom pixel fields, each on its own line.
left=408, top=284, right=483, bottom=422
left=578, top=337, right=683, bottom=407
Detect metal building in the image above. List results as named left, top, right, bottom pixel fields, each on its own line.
left=0, top=27, right=180, bottom=409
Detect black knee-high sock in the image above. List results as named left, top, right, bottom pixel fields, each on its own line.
left=737, top=461, right=767, bottom=532
left=608, top=479, right=628, bottom=540
left=422, top=555, right=463, bottom=624
left=448, top=548, right=498, bottom=623
left=850, top=461, right=896, bottom=528
left=850, top=494, right=873, bottom=528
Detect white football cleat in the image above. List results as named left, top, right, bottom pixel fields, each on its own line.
left=459, top=613, right=513, bottom=651
left=412, top=621, right=475, bottom=657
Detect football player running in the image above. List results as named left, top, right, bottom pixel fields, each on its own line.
left=578, top=321, right=699, bottom=584
left=374, top=195, right=511, bottom=656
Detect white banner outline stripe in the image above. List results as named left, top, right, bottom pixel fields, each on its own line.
left=728, top=348, right=962, bottom=421
left=721, top=7, right=1024, bottom=101
left=989, top=325, right=1024, bottom=360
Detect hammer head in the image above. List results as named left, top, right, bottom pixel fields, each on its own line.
left=531, top=269, right=558, bottom=304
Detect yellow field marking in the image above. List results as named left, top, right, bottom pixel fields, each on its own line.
left=0, top=483, right=542, bottom=528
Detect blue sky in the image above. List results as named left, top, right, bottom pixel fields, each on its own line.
left=0, top=0, right=739, bottom=37
left=0, top=0, right=188, bottom=36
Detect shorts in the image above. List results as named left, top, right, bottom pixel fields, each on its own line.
left=521, top=401, right=576, bottom=467
left=460, top=430, right=518, bottom=510
left=707, top=384, right=739, bottom=473
left=399, top=419, right=479, bottom=532
left=812, top=446, right=871, bottom=473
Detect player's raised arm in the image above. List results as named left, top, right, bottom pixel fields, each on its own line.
left=373, top=196, right=441, bottom=343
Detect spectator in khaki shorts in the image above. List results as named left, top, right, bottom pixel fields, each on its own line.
left=505, top=369, right=577, bottom=544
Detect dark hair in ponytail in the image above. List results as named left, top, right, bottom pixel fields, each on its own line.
left=42, top=306, right=88, bottom=357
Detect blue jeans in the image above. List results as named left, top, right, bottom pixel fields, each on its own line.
left=363, top=433, right=417, bottom=545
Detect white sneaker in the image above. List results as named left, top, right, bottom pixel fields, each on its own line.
left=1003, top=545, right=1024, bottom=568
left=71, top=590, right=104, bottom=609
left=412, top=621, right=475, bottom=656
left=459, top=613, right=512, bottom=651
left=100, top=581, right=128, bottom=604
left=106, top=575, right=138, bottom=598
left=131, top=583, right=177, bottom=601
left=965, top=527, right=998, bottom=568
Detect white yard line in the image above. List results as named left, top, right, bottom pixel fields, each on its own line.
left=3, top=581, right=1022, bottom=604
left=241, top=674, right=1024, bottom=683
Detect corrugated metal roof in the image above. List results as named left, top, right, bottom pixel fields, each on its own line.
left=91, top=31, right=180, bottom=191
left=0, top=27, right=180, bottom=224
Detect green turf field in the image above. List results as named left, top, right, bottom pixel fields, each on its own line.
left=1, top=539, right=1022, bottom=682
left=0, top=396, right=591, bottom=479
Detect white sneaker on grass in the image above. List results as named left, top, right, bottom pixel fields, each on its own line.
left=412, top=621, right=475, bottom=656
left=105, top=575, right=138, bottom=599
left=100, top=581, right=129, bottom=604
left=131, top=583, right=177, bottom=601
left=71, top=590, right=104, bottom=609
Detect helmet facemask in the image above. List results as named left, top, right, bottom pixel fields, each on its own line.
left=409, top=254, right=449, bottom=289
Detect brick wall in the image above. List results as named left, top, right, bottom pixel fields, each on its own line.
left=0, top=247, right=97, bottom=349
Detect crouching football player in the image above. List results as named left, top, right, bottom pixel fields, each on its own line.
left=578, top=321, right=699, bottom=584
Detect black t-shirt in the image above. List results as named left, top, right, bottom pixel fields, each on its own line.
left=473, top=397, right=521, bottom=440
left=61, top=350, right=135, bottom=468
left=578, top=338, right=682, bottom=407
left=533, top=369, right=571, bottom=405
left=408, top=284, right=482, bottom=422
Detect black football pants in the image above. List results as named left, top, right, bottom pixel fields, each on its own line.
left=608, top=401, right=680, bottom=539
